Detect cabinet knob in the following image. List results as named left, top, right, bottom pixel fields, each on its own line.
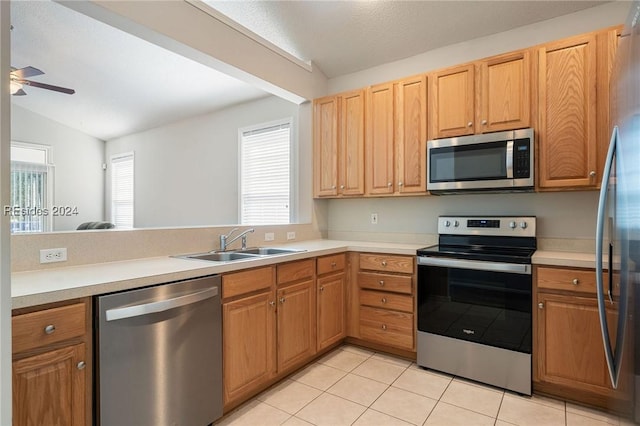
left=44, top=324, right=56, bottom=335
left=381, top=324, right=387, bottom=330
left=467, top=122, right=473, bottom=127
left=279, top=297, right=286, bottom=304
left=381, top=261, right=387, bottom=267
left=572, top=278, right=579, bottom=285
left=77, top=361, right=86, bottom=370
left=340, top=185, right=345, bottom=189
left=381, top=297, right=387, bottom=304
left=481, top=119, right=487, bottom=125
left=331, top=262, right=337, bottom=268
left=379, top=280, right=385, bottom=286
left=589, top=171, right=596, bottom=177
left=269, top=301, right=276, bottom=307
left=320, top=286, right=325, bottom=292
left=332, top=185, right=337, bottom=189
left=398, top=182, right=403, bottom=187
left=538, top=302, right=544, bottom=309
left=387, top=182, right=392, bottom=187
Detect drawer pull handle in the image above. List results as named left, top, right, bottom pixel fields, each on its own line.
left=572, top=278, right=579, bottom=285
left=44, top=325, right=56, bottom=335
left=379, top=280, right=385, bottom=287
left=381, top=297, right=387, bottom=303
left=381, top=324, right=387, bottom=330
left=538, top=302, right=544, bottom=309
left=381, top=261, right=387, bottom=267
left=77, top=361, right=86, bottom=370
left=331, top=262, right=337, bottom=267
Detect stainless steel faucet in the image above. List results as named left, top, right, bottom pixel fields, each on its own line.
left=219, top=228, right=255, bottom=251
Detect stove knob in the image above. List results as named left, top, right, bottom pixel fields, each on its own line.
left=453, top=220, right=460, bottom=227
left=520, top=222, right=528, bottom=229
left=509, top=221, right=517, bottom=229
left=444, top=220, right=451, bottom=227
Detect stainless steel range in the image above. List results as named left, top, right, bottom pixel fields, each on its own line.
left=416, top=216, right=536, bottom=395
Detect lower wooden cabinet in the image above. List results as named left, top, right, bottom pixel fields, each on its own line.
left=534, top=266, right=631, bottom=413
left=12, top=299, right=91, bottom=426
left=223, top=290, right=276, bottom=406
left=317, top=254, right=346, bottom=350
left=277, top=279, right=316, bottom=372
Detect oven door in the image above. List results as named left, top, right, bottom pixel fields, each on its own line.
left=417, top=256, right=532, bottom=354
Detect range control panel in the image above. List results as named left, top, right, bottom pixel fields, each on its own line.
left=438, top=216, right=536, bottom=237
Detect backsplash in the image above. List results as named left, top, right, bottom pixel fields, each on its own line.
left=11, top=223, right=324, bottom=272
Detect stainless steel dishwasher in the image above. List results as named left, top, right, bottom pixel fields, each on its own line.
left=95, top=275, right=222, bottom=426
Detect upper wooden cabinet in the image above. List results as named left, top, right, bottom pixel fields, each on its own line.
left=429, top=52, right=531, bottom=139
left=429, top=64, right=475, bottom=139
left=537, top=33, right=598, bottom=189
left=313, top=90, right=365, bottom=198
left=365, top=77, right=428, bottom=196
left=537, top=28, right=619, bottom=190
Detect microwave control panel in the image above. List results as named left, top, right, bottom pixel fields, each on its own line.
left=513, top=139, right=530, bottom=178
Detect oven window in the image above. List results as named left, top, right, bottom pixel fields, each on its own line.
left=430, top=141, right=507, bottom=182
left=417, top=265, right=532, bottom=354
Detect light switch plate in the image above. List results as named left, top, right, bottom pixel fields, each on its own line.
left=264, top=232, right=275, bottom=241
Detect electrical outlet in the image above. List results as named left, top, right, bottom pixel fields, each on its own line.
left=40, top=248, right=68, bottom=264
left=371, top=213, right=378, bottom=225
left=287, top=231, right=296, bottom=240
left=264, top=232, right=275, bottom=242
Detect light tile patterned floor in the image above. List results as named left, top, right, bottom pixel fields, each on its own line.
left=215, top=345, right=632, bottom=426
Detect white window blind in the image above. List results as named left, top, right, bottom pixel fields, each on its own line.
left=111, top=153, right=134, bottom=229
left=10, top=143, right=53, bottom=233
left=240, top=121, right=291, bottom=225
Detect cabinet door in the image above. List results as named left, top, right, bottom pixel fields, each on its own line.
left=395, top=76, right=428, bottom=194
left=429, top=64, right=475, bottom=139
left=366, top=83, right=395, bottom=195
left=223, top=291, right=276, bottom=405
left=538, top=33, right=598, bottom=189
left=13, top=343, right=86, bottom=426
left=314, top=96, right=339, bottom=197
left=340, top=90, right=365, bottom=196
left=317, top=273, right=346, bottom=350
left=536, top=293, right=620, bottom=397
left=277, top=280, right=316, bottom=372
left=479, top=50, right=531, bottom=133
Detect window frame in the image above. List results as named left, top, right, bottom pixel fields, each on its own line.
left=110, top=151, right=135, bottom=229
left=238, top=117, right=296, bottom=225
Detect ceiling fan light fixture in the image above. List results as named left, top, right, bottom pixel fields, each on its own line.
left=10, top=80, right=23, bottom=95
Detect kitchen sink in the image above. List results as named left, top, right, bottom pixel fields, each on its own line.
left=181, top=252, right=259, bottom=262
left=236, top=247, right=303, bottom=256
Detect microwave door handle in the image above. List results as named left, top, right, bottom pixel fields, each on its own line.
left=506, top=141, right=514, bottom=178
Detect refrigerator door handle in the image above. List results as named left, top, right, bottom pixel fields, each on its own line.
left=596, top=126, right=621, bottom=388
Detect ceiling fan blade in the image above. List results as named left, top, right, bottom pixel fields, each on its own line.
left=11, top=66, right=44, bottom=79
left=12, top=88, right=26, bottom=96
left=21, top=80, right=75, bottom=95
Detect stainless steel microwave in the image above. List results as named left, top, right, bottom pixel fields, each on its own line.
left=427, top=128, right=534, bottom=194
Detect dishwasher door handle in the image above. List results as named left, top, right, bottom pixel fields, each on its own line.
left=105, top=287, right=219, bottom=322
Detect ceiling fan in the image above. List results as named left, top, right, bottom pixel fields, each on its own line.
left=10, top=66, right=75, bottom=96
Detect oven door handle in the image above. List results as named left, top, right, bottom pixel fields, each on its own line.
left=417, top=256, right=531, bottom=275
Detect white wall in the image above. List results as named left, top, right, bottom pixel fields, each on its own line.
left=105, top=95, right=306, bottom=228
left=325, top=2, right=629, bottom=244
left=11, top=105, right=105, bottom=231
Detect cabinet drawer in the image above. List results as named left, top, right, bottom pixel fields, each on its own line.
left=360, top=290, right=413, bottom=313
left=317, top=254, right=346, bottom=275
left=359, top=253, right=413, bottom=274
left=223, top=266, right=274, bottom=299
left=537, top=266, right=599, bottom=294
left=13, top=303, right=86, bottom=354
left=358, top=272, right=412, bottom=294
left=277, top=259, right=314, bottom=285
left=360, top=306, right=414, bottom=349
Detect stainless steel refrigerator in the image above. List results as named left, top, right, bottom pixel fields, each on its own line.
left=596, top=1, right=640, bottom=421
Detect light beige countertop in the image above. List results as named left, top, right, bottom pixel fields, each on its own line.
left=12, top=239, right=424, bottom=309
left=533, top=250, right=616, bottom=269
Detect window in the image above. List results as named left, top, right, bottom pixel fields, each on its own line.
left=10, top=142, right=53, bottom=233
left=110, top=152, right=134, bottom=229
left=240, top=120, right=292, bottom=225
